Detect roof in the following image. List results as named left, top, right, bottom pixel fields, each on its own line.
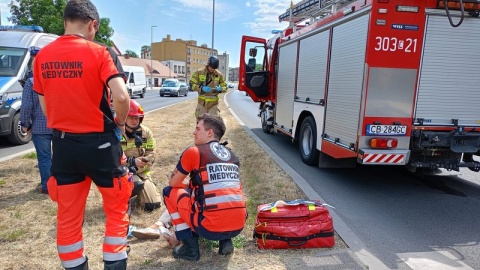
left=118, top=56, right=180, bottom=78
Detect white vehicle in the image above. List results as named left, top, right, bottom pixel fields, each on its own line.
left=123, top=65, right=146, bottom=98
left=0, top=25, right=57, bottom=145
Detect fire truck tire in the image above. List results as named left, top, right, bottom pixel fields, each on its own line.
left=299, top=116, right=319, bottom=166
left=7, top=113, right=32, bottom=145
left=260, top=110, right=273, bottom=134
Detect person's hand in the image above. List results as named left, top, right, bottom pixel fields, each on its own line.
left=201, top=86, right=212, bottom=93
left=135, top=157, right=148, bottom=168
left=21, top=127, right=30, bottom=134
left=163, top=233, right=181, bottom=248
left=215, top=86, right=222, bottom=92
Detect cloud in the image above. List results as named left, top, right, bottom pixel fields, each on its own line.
left=244, top=0, right=289, bottom=38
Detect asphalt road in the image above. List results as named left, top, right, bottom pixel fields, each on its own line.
left=226, top=89, right=480, bottom=270
left=0, top=89, right=197, bottom=161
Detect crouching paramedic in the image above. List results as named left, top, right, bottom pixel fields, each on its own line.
left=33, top=0, right=132, bottom=269
left=189, top=56, right=227, bottom=117
left=122, top=99, right=162, bottom=212
left=163, top=113, right=247, bottom=261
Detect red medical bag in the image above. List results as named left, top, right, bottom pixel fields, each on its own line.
left=254, top=199, right=334, bottom=249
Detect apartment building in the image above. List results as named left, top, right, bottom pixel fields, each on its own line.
left=148, top=34, right=228, bottom=81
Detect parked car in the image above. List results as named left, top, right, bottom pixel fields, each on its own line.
left=159, top=79, right=188, bottom=97
left=228, top=83, right=235, bottom=88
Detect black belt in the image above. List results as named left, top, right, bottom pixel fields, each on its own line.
left=53, top=129, right=112, bottom=138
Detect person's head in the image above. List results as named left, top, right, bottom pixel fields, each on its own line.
left=194, top=113, right=226, bottom=145
left=206, top=56, right=219, bottom=73
left=63, top=0, right=100, bottom=40
left=126, top=100, right=144, bottom=131
left=29, top=46, right=40, bottom=58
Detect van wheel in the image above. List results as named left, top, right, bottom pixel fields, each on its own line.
left=299, top=116, right=319, bottom=166
left=128, top=90, right=133, bottom=98
left=7, top=113, right=32, bottom=145
left=139, top=91, right=145, bottom=98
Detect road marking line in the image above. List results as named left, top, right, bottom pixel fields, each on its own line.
left=398, top=251, right=474, bottom=270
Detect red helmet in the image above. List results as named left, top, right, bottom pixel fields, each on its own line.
left=128, top=100, right=144, bottom=125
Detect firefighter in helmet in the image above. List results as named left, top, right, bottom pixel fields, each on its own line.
left=121, top=99, right=162, bottom=212
left=190, top=56, right=227, bottom=117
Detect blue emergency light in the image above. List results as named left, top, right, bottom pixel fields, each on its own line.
left=0, top=25, right=44, bottom=33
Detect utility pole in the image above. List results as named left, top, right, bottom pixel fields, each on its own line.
left=211, top=0, right=215, bottom=56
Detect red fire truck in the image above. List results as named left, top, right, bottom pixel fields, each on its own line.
left=238, top=0, right=480, bottom=172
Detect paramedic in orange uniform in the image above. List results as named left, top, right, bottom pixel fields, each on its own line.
left=33, top=1, right=132, bottom=269
left=162, top=113, right=247, bottom=261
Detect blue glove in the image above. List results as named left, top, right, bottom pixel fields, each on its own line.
left=201, top=86, right=212, bottom=93
left=216, top=86, right=222, bottom=92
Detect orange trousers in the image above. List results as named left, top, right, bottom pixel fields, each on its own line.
left=48, top=174, right=132, bottom=268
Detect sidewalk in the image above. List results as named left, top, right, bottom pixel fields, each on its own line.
left=224, top=92, right=389, bottom=270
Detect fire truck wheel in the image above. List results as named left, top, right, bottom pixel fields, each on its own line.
left=299, top=116, right=319, bottom=166
left=260, top=110, right=272, bottom=134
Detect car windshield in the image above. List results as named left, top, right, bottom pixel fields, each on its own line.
left=0, top=47, right=27, bottom=77
left=163, top=81, right=178, bottom=87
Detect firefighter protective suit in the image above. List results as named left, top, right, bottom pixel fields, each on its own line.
left=121, top=124, right=162, bottom=212
left=163, top=141, right=247, bottom=242
left=190, top=67, right=227, bottom=117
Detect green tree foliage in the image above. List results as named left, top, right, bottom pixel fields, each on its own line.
left=8, top=0, right=115, bottom=46
left=125, top=50, right=139, bottom=58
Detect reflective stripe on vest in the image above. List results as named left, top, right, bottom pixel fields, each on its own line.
left=191, top=142, right=246, bottom=212
left=198, top=95, right=219, bottom=102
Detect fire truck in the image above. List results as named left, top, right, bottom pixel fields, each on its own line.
left=238, top=0, right=480, bottom=172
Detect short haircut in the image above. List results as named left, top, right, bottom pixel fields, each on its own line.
left=197, top=113, right=226, bottom=140
left=63, top=0, right=100, bottom=24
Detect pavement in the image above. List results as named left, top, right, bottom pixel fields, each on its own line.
left=224, top=92, right=390, bottom=270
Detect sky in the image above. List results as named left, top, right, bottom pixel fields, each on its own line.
left=0, top=0, right=292, bottom=68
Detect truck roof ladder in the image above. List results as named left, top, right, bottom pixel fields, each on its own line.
left=279, top=0, right=357, bottom=25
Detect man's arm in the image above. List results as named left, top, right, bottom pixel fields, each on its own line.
left=168, top=167, right=189, bottom=188
left=190, top=71, right=201, bottom=94
left=20, top=79, right=34, bottom=131
left=109, top=77, right=130, bottom=132
left=38, top=95, right=46, bottom=116
left=218, top=73, right=227, bottom=92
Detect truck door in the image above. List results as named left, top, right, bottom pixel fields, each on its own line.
left=239, top=36, right=270, bottom=101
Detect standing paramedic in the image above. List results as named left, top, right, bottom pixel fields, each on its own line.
left=33, top=1, right=132, bottom=270
left=189, top=56, right=227, bottom=117
left=162, top=113, right=247, bottom=261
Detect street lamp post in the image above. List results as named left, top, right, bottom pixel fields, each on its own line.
left=211, top=0, right=215, bottom=56
left=151, top=25, right=157, bottom=90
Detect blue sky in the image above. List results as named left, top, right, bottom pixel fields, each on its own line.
left=0, top=0, right=291, bottom=67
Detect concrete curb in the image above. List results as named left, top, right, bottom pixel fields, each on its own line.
left=224, top=91, right=389, bottom=270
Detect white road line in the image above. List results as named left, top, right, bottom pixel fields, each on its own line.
left=398, top=251, right=474, bottom=270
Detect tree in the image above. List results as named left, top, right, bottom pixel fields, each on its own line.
left=8, top=0, right=115, bottom=45
left=125, top=50, right=139, bottom=58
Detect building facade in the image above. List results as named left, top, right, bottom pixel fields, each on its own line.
left=217, top=52, right=229, bottom=82
left=229, top=67, right=239, bottom=82
left=149, top=35, right=228, bottom=81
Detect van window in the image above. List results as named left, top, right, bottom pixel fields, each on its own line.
left=129, top=72, right=135, bottom=83
left=0, top=47, right=27, bottom=77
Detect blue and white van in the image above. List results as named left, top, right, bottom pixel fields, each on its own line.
left=0, top=26, right=57, bottom=144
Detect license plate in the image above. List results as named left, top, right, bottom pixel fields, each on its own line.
left=366, top=125, right=407, bottom=136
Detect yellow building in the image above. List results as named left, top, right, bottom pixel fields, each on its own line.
left=151, top=35, right=218, bottom=81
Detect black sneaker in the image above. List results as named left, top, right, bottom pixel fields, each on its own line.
left=218, top=239, right=234, bottom=255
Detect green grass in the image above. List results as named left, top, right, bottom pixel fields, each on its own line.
left=0, top=179, right=5, bottom=186
left=23, top=152, right=37, bottom=159
left=0, top=228, right=28, bottom=242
